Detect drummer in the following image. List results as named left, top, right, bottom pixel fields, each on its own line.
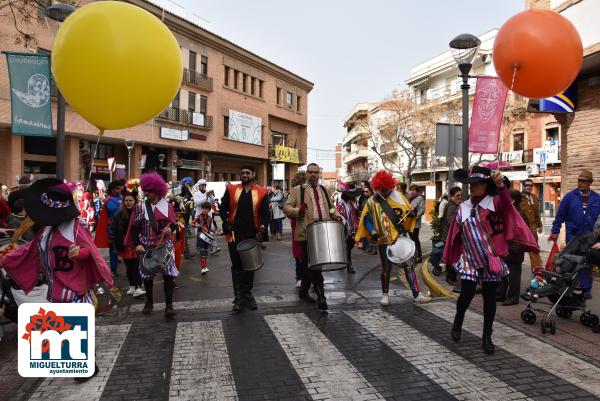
left=284, top=162, right=343, bottom=312
left=356, top=170, right=430, bottom=305
left=193, top=202, right=215, bottom=275
left=219, top=166, right=270, bottom=312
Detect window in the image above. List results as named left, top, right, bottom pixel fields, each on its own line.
left=276, top=88, right=282, bottom=104
left=200, top=95, right=207, bottom=114
left=296, top=95, right=301, bottom=112
left=251, top=77, right=256, bottom=96
left=259, top=80, right=264, bottom=98
left=189, top=50, right=196, bottom=71
left=200, top=55, right=208, bottom=75
left=545, top=127, right=559, bottom=147
left=224, top=116, right=230, bottom=137
left=224, top=66, right=230, bottom=86
left=242, top=74, right=248, bottom=93
left=234, top=70, right=239, bottom=89
left=271, top=132, right=286, bottom=147
left=513, top=132, right=524, bottom=151
left=188, top=91, right=196, bottom=112
left=171, top=90, right=180, bottom=108
left=286, top=91, right=293, bottom=108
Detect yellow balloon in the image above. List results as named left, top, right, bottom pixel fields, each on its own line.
left=51, top=1, right=182, bottom=131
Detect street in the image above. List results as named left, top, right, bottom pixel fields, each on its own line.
left=1, top=221, right=599, bottom=401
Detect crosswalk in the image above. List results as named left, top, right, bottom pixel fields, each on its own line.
left=12, top=296, right=600, bottom=401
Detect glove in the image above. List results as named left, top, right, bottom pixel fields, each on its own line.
left=222, top=221, right=233, bottom=235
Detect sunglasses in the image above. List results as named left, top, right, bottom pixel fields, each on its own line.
left=524, top=184, right=533, bottom=187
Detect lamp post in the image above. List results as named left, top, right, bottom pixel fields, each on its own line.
left=46, top=2, right=76, bottom=181
left=125, top=140, right=135, bottom=179
left=449, top=33, right=480, bottom=198
left=269, top=155, right=278, bottom=187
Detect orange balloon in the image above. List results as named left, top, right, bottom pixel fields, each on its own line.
left=493, top=9, right=582, bottom=99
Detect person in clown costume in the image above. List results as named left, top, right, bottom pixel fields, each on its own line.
left=356, top=170, right=430, bottom=305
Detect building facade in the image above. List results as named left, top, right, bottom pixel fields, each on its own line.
left=0, top=0, right=312, bottom=188
left=341, top=102, right=379, bottom=185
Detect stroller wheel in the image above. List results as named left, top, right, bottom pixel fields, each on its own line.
left=432, top=265, right=442, bottom=276
left=541, top=319, right=548, bottom=334
left=589, top=314, right=599, bottom=328
left=581, top=311, right=592, bottom=327
left=549, top=319, right=556, bottom=335
left=521, top=309, right=536, bottom=325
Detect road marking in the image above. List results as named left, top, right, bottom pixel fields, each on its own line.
left=346, top=309, right=531, bottom=401
left=265, top=313, right=385, bottom=401
left=169, top=321, right=238, bottom=401
left=27, top=324, right=131, bottom=401
left=420, top=300, right=600, bottom=396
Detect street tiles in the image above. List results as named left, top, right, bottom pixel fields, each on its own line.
left=6, top=296, right=600, bottom=401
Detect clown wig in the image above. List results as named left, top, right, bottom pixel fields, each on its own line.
left=140, top=172, right=168, bottom=198
left=370, top=170, right=397, bottom=194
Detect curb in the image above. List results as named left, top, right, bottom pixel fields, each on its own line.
left=422, top=258, right=455, bottom=298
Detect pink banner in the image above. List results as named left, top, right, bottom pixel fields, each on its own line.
left=468, top=76, right=508, bottom=154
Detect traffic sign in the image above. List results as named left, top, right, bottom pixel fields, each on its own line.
left=539, top=150, right=547, bottom=172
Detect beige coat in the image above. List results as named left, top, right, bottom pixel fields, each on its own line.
left=284, top=184, right=341, bottom=241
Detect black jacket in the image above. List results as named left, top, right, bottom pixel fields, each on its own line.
left=109, top=209, right=135, bottom=253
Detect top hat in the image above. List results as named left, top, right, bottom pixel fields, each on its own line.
left=23, top=178, right=80, bottom=226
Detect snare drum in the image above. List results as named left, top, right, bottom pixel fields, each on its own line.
left=236, top=239, right=264, bottom=271
left=199, top=231, right=217, bottom=247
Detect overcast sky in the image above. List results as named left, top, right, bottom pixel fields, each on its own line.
left=177, top=0, right=524, bottom=171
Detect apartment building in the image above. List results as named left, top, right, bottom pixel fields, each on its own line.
left=0, top=0, right=313, bottom=188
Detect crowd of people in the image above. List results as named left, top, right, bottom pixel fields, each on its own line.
left=1, top=164, right=600, bottom=365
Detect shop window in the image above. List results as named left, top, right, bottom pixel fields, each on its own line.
left=24, top=136, right=55, bottom=156
left=513, top=132, right=524, bottom=151
left=91, top=143, right=114, bottom=159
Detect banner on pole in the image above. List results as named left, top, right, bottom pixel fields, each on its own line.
left=468, top=76, right=508, bottom=154
left=3, top=52, right=53, bottom=137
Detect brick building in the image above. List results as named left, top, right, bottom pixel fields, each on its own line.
left=0, top=0, right=312, bottom=188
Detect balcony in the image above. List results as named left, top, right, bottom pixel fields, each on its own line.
left=379, top=142, right=397, bottom=154
left=347, top=171, right=370, bottom=183
left=156, top=107, right=213, bottom=130
left=343, top=148, right=369, bottom=164
left=183, top=68, right=214, bottom=92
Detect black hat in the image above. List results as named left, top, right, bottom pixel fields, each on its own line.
left=7, top=189, right=24, bottom=211
left=107, top=179, right=125, bottom=193
left=454, top=166, right=492, bottom=184
left=23, top=178, right=80, bottom=226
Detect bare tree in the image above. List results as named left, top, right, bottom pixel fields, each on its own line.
left=364, top=89, right=460, bottom=184
left=1, top=0, right=77, bottom=48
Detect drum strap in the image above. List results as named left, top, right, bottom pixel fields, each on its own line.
left=376, top=194, right=406, bottom=234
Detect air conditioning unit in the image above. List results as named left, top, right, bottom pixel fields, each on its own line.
left=526, top=164, right=539, bottom=176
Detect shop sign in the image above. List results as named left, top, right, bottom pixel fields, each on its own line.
left=192, top=112, right=205, bottom=126
left=275, top=145, right=300, bottom=164
left=503, top=170, right=529, bottom=181
left=228, top=110, right=262, bottom=145
left=273, top=163, right=285, bottom=180
left=160, top=127, right=189, bottom=141
left=533, top=145, right=559, bottom=164
left=500, top=150, right=523, bottom=164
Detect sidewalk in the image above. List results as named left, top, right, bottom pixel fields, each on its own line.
left=418, top=222, right=600, bottom=362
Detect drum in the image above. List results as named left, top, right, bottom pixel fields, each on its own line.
left=199, top=231, right=217, bottom=247
left=386, top=236, right=416, bottom=264
left=236, top=239, right=264, bottom=271
left=142, top=244, right=170, bottom=275
left=307, top=220, right=348, bottom=271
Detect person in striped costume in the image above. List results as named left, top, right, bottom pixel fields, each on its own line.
left=355, top=170, right=429, bottom=305
left=443, top=166, right=539, bottom=354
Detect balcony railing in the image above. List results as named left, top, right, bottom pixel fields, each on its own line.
left=183, top=68, right=213, bottom=92
left=156, top=107, right=213, bottom=129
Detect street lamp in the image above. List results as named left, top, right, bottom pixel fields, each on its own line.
left=125, top=140, right=135, bottom=179
left=449, top=33, right=480, bottom=197
left=269, top=155, right=278, bottom=186
left=46, top=2, right=76, bottom=181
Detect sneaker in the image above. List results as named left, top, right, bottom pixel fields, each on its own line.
left=111, top=272, right=119, bottom=278
left=296, top=280, right=302, bottom=288
left=133, top=287, right=146, bottom=298
left=380, top=294, right=390, bottom=306
left=201, top=268, right=208, bottom=275
left=126, top=286, right=135, bottom=296
left=416, top=294, right=432, bottom=304
left=210, top=247, right=221, bottom=255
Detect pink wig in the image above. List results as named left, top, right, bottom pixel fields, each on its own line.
left=140, top=172, right=167, bottom=198
left=370, top=170, right=397, bottom=193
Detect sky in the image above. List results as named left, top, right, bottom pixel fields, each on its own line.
left=176, top=0, right=524, bottom=171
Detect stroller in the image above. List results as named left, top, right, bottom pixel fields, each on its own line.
left=521, top=239, right=598, bottom=334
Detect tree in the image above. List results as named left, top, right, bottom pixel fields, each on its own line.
left=364, top=89, right=460, bottom=184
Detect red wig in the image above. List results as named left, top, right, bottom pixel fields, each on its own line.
left=370, top=170, right=397, bottom=193
left=140, top=173, right=167, bottom=198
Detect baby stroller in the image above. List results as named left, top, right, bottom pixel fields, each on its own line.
left=521, top=248, right=598, bottom=334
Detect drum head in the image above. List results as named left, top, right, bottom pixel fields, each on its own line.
left=237, top=239, right=257, bottom=252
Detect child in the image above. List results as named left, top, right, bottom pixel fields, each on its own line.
left=193, top=202, right=215, bottom=274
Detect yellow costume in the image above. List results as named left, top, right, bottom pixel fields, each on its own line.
left=356, top=190, right=416, bottom=244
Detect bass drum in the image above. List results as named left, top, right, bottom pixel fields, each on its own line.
left=307, top=220, right=348, bottom=271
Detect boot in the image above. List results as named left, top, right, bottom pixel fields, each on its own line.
left=482, top=331, right=495, bottom=354
left=299, top=288, right=316, bottom=303
left=314, top=284, right=328, bottom=312
left=232, top=291, right=243, bottom=312
left=451, top=314, right=463, bottom=342
left=244, top=292, right=258, bottom=310
left=142, top=279, right=154, bottom=315
left=347, top=265, right=356, bottom=274
left=165, top=304, right=176, bottom=319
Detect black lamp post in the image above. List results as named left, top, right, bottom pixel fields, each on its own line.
left=449, top=33, right=480, bottom=197
left=46, top=2, right=76, bottom=181
left=125, top=140, right=135, bottom=179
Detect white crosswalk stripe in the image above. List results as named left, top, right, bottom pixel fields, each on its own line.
left=169, top=321, right=238, bottom=401
left=265, top=313, right=385, bottom=401
left=27, top=324, right=131, bottom=401
left=346, top=309, right=532, bottom=401
left=419, top=300, right=600, bottom=397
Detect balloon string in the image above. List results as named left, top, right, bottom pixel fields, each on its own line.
left=496, top=65, right=519, bottom=172
left=86, top=131, right=103, bottom=191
